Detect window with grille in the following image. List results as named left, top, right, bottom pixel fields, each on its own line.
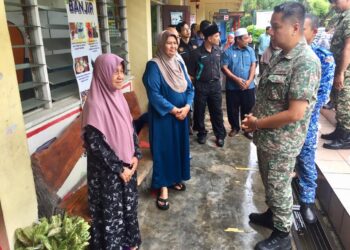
left=5, top=0, right=129, bottom=117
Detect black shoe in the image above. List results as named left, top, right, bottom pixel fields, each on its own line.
left=249, top=209, right=274, bottom=230
left=254, top=228, right=291, bottom=250
left=323, top=137, right=350, bottom=149
left=321, top=126, right=341, bottom=140
left=300, top=202, right=317, bottom=224
left=216, top=138, right=224, bottom=147
left=244, top=132, right=253, bottom=140
left=228, top=129, right=239, bottom=137
left=197, top=136, right=207, bottom=144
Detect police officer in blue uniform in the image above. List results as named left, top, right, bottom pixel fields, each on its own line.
left=297, top=14, right=335, bottom=223
left=188, top=22, right=226, bottom=147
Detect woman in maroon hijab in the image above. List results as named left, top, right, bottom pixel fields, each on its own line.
left=82, top=54, right=142, bottom=250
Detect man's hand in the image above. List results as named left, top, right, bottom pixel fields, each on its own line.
left=176, top=104, right=190, bottom=120
left=243, top=80, right=251, bottom=90
left=236, top=77, right=246, bottom=90
left=334, top=73, right=345, bottom=90
left=241, top=113, right=258, bottom=132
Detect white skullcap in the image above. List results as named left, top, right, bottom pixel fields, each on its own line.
left=235, top=28, right=248, bottom=37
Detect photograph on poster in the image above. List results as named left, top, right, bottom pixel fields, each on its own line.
left=69, top=22, right=78, bottom=41
left=86, top=22, right=99, bottom=39
left=170, top=11, right=183, bottom=25
left=80, top=89, right=89, bottom=107
left=74, top=56, right=90, bottom=74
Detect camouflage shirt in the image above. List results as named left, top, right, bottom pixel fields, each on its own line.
left=330, top=9, right=350, bottom=70
left=253, top=40, right=321, bottom=157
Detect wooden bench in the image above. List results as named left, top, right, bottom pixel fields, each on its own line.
left=31, top=91, right=152, bottom=221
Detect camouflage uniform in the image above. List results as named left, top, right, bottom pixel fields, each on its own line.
left=330, top=9, right=350, bottom=132
left=297, top=45, right=335, bottom=204
left=253, top=40, right=321, bottom=232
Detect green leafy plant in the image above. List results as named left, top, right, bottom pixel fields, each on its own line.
left=14, top=214, right=90, bottom=250
left=247, top=25, right=265, bottom=44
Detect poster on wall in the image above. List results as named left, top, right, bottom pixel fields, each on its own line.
left=66, top=0, right=102, bottom=106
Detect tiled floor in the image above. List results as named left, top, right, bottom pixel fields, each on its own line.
left=317, top=110, right=350, bottom=215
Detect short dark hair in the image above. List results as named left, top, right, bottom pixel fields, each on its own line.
left=305, top=13, right=319, bottom=30
left=191, top=23, right=197, bottom=32
left=274, top=2, right=306, bottom=30
left=266, top=26, right=271, bottom=31
left=176, top=21, right=187, bottom=33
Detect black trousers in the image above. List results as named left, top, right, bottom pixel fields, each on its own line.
left=258, top=55, right=263, bottom=76
left=226, top=88, right=255, bottom=132
left=193, top=81, right=226, bottom=139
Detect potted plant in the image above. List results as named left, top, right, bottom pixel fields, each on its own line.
left=15, top=214, right=90, bottom=250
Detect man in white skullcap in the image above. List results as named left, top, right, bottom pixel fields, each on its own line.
left=221, top=27, right=257, bottom=139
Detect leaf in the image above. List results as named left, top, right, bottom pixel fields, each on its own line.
left=47, top=227, right=61, bottom=237
left=15, top=229, right=32, bottom=247
left=22, top=226, right=35, bottom=242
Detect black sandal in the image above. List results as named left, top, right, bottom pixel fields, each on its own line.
left=156, top=196, right=169, bottom=210
left=170, top=183, right=186, bottom=191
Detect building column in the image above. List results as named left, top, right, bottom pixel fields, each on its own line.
left=126, top=0, right=152, bottom=112
left=0, top=1, right=38, bottom=247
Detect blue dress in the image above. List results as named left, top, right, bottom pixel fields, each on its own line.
left=142, top=61, right=194, bottom=189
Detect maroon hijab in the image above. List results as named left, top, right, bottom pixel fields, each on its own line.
left=82, top=54, right=134, bottom=164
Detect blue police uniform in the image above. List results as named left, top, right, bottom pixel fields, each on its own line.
left=297, top=45, right=335, bottom=204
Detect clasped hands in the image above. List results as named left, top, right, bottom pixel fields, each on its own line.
left=236, top=77, right=250, bottom=90
left=170, top=104, right=190, bottom=120
left=119, top=156, right=138, bottom=183
left=241, top=113, right=258, bottom=133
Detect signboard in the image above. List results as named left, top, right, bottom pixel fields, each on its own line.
left=219, top=9, right=228, bottom=14
left=66, top=0, right=102, bottom=105
left=255, top=11, right=273, bottom=29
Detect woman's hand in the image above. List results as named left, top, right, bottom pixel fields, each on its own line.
left=170, top=107, right=181, bottom=116
left=130, top=156, right=139, bottom=175
left=175, top=105, right=190, bottom=120
left=119, top=167, right=133, bottom=183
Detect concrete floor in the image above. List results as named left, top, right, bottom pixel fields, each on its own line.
left=137, top=113, right=276, bottom=250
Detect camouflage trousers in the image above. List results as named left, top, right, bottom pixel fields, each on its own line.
left=332, top=74, right=350, bottom=132
left=257, top=148, right=295, bottom=232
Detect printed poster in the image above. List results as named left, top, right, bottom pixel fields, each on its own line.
left=66, top=0, right=102, bottom=105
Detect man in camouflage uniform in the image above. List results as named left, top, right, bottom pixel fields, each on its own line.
left=242, top=3, right=321, bottom=249
left=297, top=14, right=335, bottom=224
left=322, top=0, right=350, bottom=149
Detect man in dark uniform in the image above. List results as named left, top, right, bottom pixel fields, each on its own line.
left=188, top=22, right=226, bottom=147
left=176, top=21, right=198, bottom=69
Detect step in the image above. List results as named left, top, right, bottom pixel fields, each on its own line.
left=315, top=110, right=350, bottom=249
